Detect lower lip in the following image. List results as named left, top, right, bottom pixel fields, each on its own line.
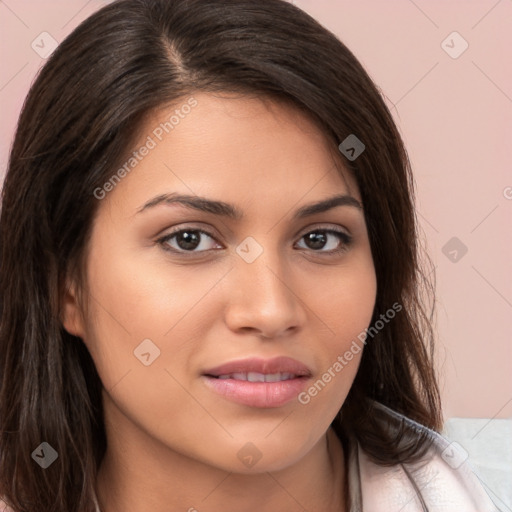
left=202, top=375, right=309, bottom=408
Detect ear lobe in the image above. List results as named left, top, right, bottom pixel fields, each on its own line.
left=60, top=280, right=85, bottom=338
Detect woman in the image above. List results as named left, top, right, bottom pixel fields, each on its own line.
left=0, top=0, right=498, bottom=511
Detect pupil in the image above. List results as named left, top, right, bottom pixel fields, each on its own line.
left=305, top=231, right=326, bottom=249
left=177, top=231, right=200, bottom=250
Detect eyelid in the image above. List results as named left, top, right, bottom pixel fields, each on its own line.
left=157, top=226, right=221, bottom=252
left=158, top=222, right=350, bottom=242
left=156, top=222, right=353, bottom=256
left=295, top=226, right=352, bottom=253
left=295, top=222, right=351, bottom=238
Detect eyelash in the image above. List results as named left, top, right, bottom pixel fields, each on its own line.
left=156, top=226, right=353, bottom=257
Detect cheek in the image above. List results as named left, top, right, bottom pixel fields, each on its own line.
left=79, top=243, right=225, bottom=453
left=306, top=256, right=377, bottom=349
left=296, top=257, right=377, bottom=406
left=80, top=234, right=231, bottom=389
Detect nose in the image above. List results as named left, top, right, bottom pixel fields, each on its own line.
left=223, top=245, right=307, bottom=339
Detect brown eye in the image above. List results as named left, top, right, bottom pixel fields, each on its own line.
left=158, top=229, right=221, bottom=253
left=296, top=229, right=352, bottom=254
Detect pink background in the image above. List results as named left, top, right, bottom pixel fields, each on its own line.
left=1, top=0, right=511, bottom=420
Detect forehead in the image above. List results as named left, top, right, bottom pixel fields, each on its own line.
left=101, top=92, right=358, bottom=217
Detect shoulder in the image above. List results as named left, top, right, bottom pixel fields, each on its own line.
left=353, top=402, right=499, bottom=512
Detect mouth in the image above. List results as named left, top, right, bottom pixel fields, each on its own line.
left=213, top=372, right=302, bottom=382
left=201, top=357, right=312, bottom=408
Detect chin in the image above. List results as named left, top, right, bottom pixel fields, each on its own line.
left=203, top=434, right=316, bottom=475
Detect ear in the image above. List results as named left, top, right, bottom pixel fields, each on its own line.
left=60, top=278, right=86, bottom=339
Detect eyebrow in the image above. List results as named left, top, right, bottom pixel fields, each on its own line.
left=136, top=192, right=362, bottom=220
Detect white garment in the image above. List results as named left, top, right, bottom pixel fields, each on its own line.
left=346, top=402, right=500, bottom=511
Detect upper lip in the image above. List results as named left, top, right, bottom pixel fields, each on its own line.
left=203, top=356, right=312, bottom=378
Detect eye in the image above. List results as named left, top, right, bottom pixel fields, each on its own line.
left=157, top=228, right=221, bottom=253
left=156, top=226, right=352, bottom=256
left=295, top=228, right=352, bottom=254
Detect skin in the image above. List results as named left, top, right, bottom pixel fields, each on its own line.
left=61, top=92, right=377, bottom=511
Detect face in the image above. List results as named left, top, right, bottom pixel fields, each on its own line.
left=62, top=92, right=377, bottom=474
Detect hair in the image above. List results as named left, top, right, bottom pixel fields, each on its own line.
left=0, top=0, right=442, bottom=510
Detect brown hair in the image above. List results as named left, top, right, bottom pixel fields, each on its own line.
left=0, top=0, right=441, bottom=510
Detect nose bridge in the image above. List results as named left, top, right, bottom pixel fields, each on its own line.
left=238, top=236, right=287, bottom=297
left=226, top=235, right=304, bottom=336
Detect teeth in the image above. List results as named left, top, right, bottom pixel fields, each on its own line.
left=216, top=372, right=297, bottom=382
left=247, top=372, right=265, bottom=382
left=232, top=372, right=251, bottom=381
left=264, top=373, right=283, bottom=383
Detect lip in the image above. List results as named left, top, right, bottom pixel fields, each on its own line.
left=201, top=356, right=312, bottom=408
left=203, top=356, right=312, bottom=378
